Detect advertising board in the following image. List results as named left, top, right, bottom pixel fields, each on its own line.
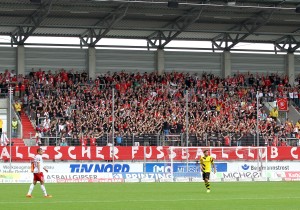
left=1, top=161, right=300, bottom=183
left=1, top=146, right=300, bottom=161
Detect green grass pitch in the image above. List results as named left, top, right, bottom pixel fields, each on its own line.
left=0, top=182, right=300, bottom=210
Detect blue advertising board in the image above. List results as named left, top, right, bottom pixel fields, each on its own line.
left=145, top=163, right=227, bottom=173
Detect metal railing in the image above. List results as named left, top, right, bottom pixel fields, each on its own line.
left=285, top=138, right=300, bottom=146
left=25, top=131, right=300, bottom=147
left=29, top=133, right=161, bottom=147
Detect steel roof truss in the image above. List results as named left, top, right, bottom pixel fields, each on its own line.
left=274, top=35, right=300, bottom=53
left=146, top=7, right=205, bottom=49
left=10, top=0, right=53, bottom=45
left=79, top=4, right=129, bottom=47
left=211, top=10, right=274, bottom=51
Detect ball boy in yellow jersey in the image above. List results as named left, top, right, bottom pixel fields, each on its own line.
left=200, top=150, right=216, bottom=193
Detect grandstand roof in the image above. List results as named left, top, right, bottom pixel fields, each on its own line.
left=0, top=0, right=299, bottom=52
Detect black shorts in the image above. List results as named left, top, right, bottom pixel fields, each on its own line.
left=202, top=172, right=210, bottom=180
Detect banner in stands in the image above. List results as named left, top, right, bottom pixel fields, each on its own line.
left=277, top=98, right=288, bottom=111
left=1, top=146, right=300, bottom=161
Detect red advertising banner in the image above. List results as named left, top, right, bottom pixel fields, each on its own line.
left=284, top=172, right=300, bottom=179
left=277, top=98, right=288, bottom=111
left=1, top=146, right=300, bottom=161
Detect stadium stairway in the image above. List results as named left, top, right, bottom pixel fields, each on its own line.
left=21, top=112, right=36, bottom=140
left=287, top=104, right=300, bottom=124
left=11, top=138, right=25, bottom=146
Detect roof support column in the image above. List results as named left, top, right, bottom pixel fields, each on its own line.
left=17, top=45, right=25, bottom=76
left=223, top=50, right=231, bottom=78
left=286, top=53, right=295, bottom=86
left=156, top=49, right=165, bottom=75
left=88, top=47, right=96, bottom=80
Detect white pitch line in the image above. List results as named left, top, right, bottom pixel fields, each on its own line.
left=0, top=197, right=300, bottom=204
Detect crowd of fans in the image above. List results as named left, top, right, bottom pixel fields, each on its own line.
left=2, top=68, right=300, bottom=147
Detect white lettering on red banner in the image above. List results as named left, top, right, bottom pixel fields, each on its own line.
left=0, top=146, right=300, bottom=161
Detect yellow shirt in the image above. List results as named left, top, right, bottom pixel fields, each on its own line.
left=200, top=155, right=214, bottom=173
left=15, top=103, right=21, bottom=112
left=0, top=119, right=3, bottom=128
left=12, top=120, right=18, bottom=128
left=270, top=109, right=278, bottom=118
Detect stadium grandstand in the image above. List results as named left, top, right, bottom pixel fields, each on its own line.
left=0, top=0, right=299, bottom=148
left=2, top=2, right=300, bottom=209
